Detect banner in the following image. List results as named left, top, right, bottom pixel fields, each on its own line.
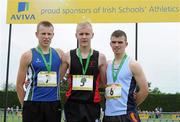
left=6, top=0, right=180, bottom=24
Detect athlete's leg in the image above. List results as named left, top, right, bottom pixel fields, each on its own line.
left=43, top=101, right=61, bottom=122
left=23, top=101, right=43, bottom=122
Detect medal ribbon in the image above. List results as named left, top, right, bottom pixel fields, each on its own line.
left=37, top=46, right=52, bottom=73
left=112, top=54, right=127, bottom=82
left=77, top=48, right=92, bottom=75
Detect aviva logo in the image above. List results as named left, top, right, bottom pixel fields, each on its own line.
left=11, top=1, right=35, bottom=21
left=18, top=2, right=29, bottom=12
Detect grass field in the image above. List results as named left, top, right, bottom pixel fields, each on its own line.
left=0, top=114, right=21, bottom=122
left=0, top=112, right=180, bottom=122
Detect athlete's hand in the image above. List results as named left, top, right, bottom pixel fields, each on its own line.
left=23, top=79, right=30, bottom=91
left=133, top=92, right=137, bottom=101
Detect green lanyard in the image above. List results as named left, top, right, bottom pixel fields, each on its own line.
left=37, top=46, right=52, bottom=73
left=77, top=48, right=92, bottom=75
left=112, top=54, right=127, bottom=82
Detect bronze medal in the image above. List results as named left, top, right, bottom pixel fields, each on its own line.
left=81, top=77, right=86, bottom=83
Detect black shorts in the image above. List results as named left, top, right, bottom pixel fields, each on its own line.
left=23, top=101, right=61, bottom=122
left=103, top=111, right=140, bottom=122
left=64, top=100, right=100, bottom=122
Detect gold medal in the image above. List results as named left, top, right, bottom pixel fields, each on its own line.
left=80, top=76, right=86, bottom=86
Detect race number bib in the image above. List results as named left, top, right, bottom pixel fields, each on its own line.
left=72, top=75, right=93, bottom=91
left=105, top=84, right=122, bottom=99
left=37, top=71, right=57, bottom=87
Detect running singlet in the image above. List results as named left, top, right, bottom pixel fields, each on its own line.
left=24, top=48, right=61, bottom=101
left=66, top=49, right=101, bottom=103
left=105, top=56, right=137, bottom=116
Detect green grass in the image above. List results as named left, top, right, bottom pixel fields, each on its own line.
left=139, top=113, right=180, bottom=122
left=0, top=114, right=22, bottom=122
left=142, top=119, right=180, bottom=122
left=1, top=112, right=180, bottom=122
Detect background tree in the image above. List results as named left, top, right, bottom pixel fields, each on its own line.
left=2, top=83, right=16, bottom=91
left=150, top=87, right=161, bottom=94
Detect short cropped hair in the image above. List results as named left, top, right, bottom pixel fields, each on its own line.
left=76, top=21, right=93, bottom=32
left=37, top=21, right=54, bottom=32
left=111, top=30, right=127, bottom=41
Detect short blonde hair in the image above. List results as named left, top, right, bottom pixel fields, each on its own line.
left=76, top=21, right=93, bottom=32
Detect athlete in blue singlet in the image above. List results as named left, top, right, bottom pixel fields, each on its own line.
left=103, top=30, right=148, bottom=122
left=16, top=21, right=65, bottom=122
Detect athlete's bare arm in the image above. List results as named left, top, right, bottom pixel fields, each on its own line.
left=98, top=53, right=107, bottom=87
left=16, top=50, right=32, bottom=105
left=55, top=48, right=65, bottom=62
left=130, top=59, right=148, bottom=106
left=55, top=48, right=66, bottom=80
left=60, top=51, right=70, bottom=81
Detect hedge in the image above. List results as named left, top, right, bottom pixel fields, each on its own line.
left=0, top=91, right=179, bottom=112
left=139, top=94, right=180, bottom=112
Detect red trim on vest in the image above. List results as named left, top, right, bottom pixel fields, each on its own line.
left=65, top=75, right=72, bottom=98
left=93, top=74, right=101, bottom=103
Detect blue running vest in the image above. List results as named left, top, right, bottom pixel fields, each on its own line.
left=24, top=48, right=61, bottom=101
